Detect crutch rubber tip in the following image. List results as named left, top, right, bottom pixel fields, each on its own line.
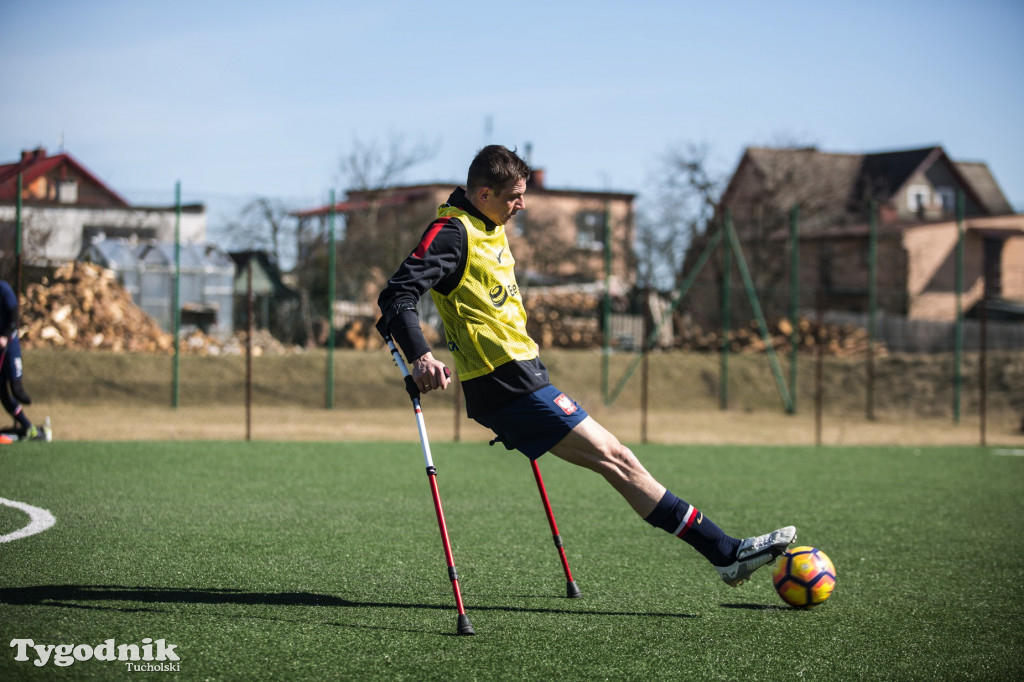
left=566, top=580, right=582, bottom=599
left=456, top=613, right=476, bottom=636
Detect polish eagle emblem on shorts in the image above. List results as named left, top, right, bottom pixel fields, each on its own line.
left=554, top=393, right=577, bottom=415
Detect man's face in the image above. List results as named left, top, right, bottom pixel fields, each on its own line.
left=477, top=178, right=527, bottom=225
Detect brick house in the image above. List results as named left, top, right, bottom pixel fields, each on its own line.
left=706, top=145, right=1022, bottom=322
left=0, top=147, right=207, bottom=274
left=294, top=169, right=637, bottom=303
left=0, top=147, right=230, bottom=334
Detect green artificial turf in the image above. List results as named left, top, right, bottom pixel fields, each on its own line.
left=2, top=441, right=1022, bottom=679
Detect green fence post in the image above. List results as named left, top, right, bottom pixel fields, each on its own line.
left=788, top=204, right=799, bottom=414
left=602, top=202, right=612, bottom=403
left=720, top=209, right=732, bottom=410
left=15, top=173, right=23, bottom=293
left=172, top=181, right=181, bottom=409
left=326, top=190, right=337, bottom=410
left=724, top=219, right=794, bottom=413
left=953, top=190, right=965, bottom=424
left=867, top=201, right=877, bottom=421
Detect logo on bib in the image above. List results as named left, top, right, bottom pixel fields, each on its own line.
left=489, top=284, right=508, bottom=307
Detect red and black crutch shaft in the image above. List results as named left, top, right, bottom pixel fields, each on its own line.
left=531, top=460, right=581, bottom=598
left=384, top=335, right=475, bottom=636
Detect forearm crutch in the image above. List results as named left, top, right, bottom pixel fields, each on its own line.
left=383, top=335, right=475, bottom=636
left=531, top=460, right=582, bottom=598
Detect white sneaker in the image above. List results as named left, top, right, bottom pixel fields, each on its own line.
left=715, top=526, right=797, bottom=586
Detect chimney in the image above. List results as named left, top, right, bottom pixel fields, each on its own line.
left=21, top=147, right=46, bottom=163
left=528, top=168, right=545, bottom=189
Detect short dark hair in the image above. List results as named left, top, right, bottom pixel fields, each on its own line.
left=466, top=145, right=531, bottom=192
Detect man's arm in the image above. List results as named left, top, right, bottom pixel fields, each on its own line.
left=377, top=220, right=464, bottom=391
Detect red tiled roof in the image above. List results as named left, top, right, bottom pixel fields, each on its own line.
left=0, top=147, right=130, bottom=206
left=291, top=187, right=434, bottom=218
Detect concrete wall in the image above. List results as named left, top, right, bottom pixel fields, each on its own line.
left=0, top=203, right=206, bottom=265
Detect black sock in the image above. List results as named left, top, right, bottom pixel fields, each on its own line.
left=644, top=490, right=740, bottom=566
left=13, top=406, right=31, bottom=432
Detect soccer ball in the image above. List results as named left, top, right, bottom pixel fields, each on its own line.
left=772, top=546, right=836, bottom=608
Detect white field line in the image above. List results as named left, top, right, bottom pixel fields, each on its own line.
left=0, top=497, right=56, bottom=543
left=993, top=449, right=1024, bottom=457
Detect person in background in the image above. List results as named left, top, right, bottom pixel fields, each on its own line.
left=0, top=279, right=51, bottom=442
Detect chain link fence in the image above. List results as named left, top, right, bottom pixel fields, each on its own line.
left=10, top=195, right=1024, bottom=447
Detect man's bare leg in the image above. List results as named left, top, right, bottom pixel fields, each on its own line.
left=548, top=416, right=795, bottom=585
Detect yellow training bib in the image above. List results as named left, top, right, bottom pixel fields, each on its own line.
left=430, top=208, right=537, bottom=380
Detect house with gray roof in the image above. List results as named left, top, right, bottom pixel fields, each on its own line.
left=700, top=145, right=1022, bottom=323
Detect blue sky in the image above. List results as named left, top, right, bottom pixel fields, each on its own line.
left=2, top=0, right=1022, bottom=236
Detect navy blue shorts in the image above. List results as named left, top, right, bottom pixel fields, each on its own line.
left=474, top=385, right=589, bottom=460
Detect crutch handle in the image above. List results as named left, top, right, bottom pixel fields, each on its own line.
left=382, top=333, right=451, bottom=401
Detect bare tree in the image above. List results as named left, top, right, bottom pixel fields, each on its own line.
left=339, top=133, right=440, bottom=191
left=288, top=133, right=441, bottom=319
left=511, top=209, right=585, bottom=286
left=332, top=134, right=440, bottom=300
left=223, top=197, right=295, bottom=268
left=637, top=143, right=725, bottom=292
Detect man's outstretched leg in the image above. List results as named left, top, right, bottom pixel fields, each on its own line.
left=548, top=416, right=795, bottom=586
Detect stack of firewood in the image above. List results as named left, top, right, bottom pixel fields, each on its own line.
left=336, top=318, right=383, bottom=351
left=18, top=262, right=306, bottom=356
left=181, top=328, right=300, bottom=356
left=674, top=316, right=887, bottom=357
left=16, top=262, right=882, bottom=358
left=525, top=289, right=602, bottom=349
left=20, top=262, right=175, bottom=353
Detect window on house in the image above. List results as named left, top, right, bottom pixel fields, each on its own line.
left=57, top=179, right=78, bottom=204
left=907, top=185, right=930, bottom=214
left=83, top=225, right=158, bottom=244
left=936, top=186, right=956, bottom=214
left=984, top=237, right=1005, bottom=298
left=576, top=210, right=605, bottom=250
